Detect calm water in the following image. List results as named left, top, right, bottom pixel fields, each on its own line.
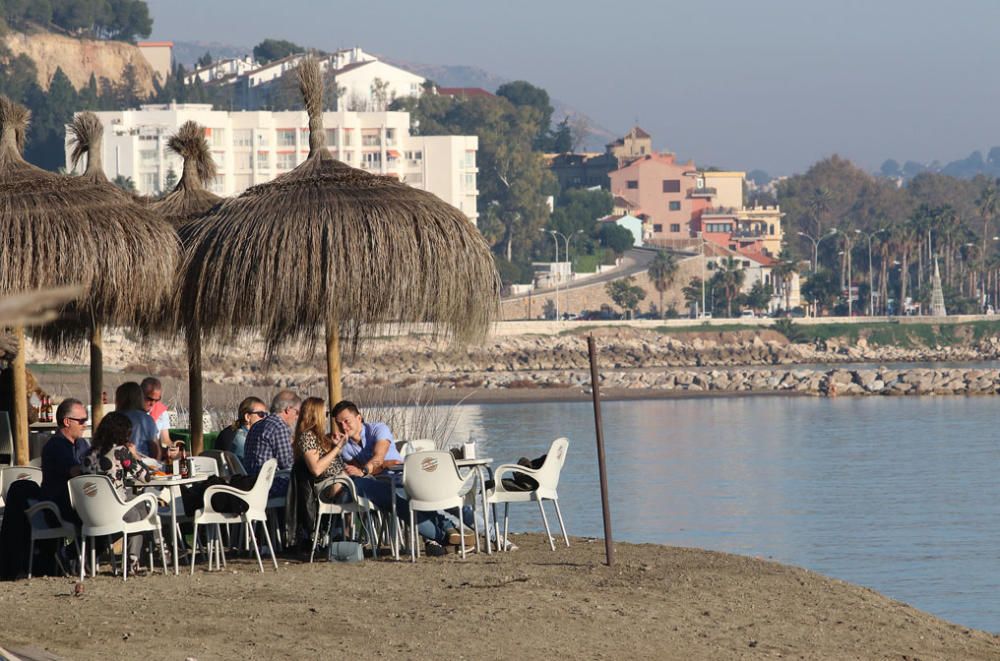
left=446, top=396, right=1000, bottom=633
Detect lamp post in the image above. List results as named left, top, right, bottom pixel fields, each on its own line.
left=541, top=228, right=560, bottom=320
left=855, top=228, right=886, bottom=316
left=698, top=231, right=707, bottom=317
left=798, top=228, right=838, bottom=273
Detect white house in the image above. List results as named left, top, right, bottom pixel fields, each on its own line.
left=184, top=55, right=257, bottom=85
left=67, top=103, right=479, bottom=223
left=597, top=213, right=644, bottom=248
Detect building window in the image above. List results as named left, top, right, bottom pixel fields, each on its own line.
left=653, top=224, right=663, bottom=233
left=464, top=173, right=475, bottom=189
left=669, top=201, right=681, bottom=211
left=342, top=131, right=353, bottom=147
left=626, top=180, right=638, bottom=189
left=464, top=151, right=475, bottom=168
left=706, top=223, right=732, bottom=233
left=385, top=128, right=396, bottom=145
left=670, top=224, right=680, bottom=233
left=256, top=151, right=270, bottom=170
left=770, top=224, right=775, bottom=235
left=363, top=152, right=381, bottom=167
left=342, top=150, right=353, bottom=162
left=325, top=129, right=338, bottom=147
left=256, top=131, right=269, bottom=147
left=276, top=152, right=296, bottom=170
left=743, top=260, right=751, bottom=268
left=276, top=129, right=296, bottom=147
left=208, top=128, right=225, bottom=147
left=300, top=128, right=310, bottom=144
left=662, top=179, right=680, bottom=193
left=233, top=129, right=252, bottom=147
left=140, top=149, right=157, bottom=164
left=235, top=152, right=252, bottom=171
left=361, top=133, right=381, bottom=147
left=140, top=172, right=158, bottom=193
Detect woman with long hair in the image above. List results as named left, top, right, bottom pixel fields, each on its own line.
left=294, top=397, right=347, bottom=495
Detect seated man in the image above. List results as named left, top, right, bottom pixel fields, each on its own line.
left=332, top=400, right=470, bottom=556
left=243, top=390, right=299, bottom=498
left=141, top=376, right=173, bottom=453
left=40, top=398, right=89, bottom=524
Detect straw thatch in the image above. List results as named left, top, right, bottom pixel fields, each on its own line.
left=152, top=121, right=223, bottom=226
left=177, top=58, right=500, bottom=355
left=29, top=111, right=181, bottom=350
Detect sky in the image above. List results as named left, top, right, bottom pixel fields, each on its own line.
left=146, top=0, right=1000, bottom=177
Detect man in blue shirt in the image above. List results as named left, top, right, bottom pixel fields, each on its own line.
left=243, top=390, right=299, bottom=498
left=40, top=398, right=90, bottom=523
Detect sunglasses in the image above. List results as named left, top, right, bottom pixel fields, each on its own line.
left=249, top=410, right=268, bottom=418
left=145, top=396, right=161, bottom=402
left=65, top=417, right=88, bottom=425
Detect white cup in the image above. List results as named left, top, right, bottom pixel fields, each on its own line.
left=463, top=441, right=477, bottom=460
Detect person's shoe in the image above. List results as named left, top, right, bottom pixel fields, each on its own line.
left=424, top=540, right=448, bottom=557
left=446, top=528, right=477, bottom=547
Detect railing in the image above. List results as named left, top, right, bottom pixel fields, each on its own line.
left=690, top=187, right=717, bottom=197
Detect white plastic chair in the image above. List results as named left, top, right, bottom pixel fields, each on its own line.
left=0, top=465, right=42, bottom=525
left=309, top=476, right=380, bottom=562
left=190, top=458, right=278, bottom=573
left=189, top=456, right=220, bottom=477
left=68, top=474, right=168, bottom=581
left=403, top=450, right=476, bottom=561
left=487, top=437, right=570, bottom=551
left=24, top=500, right=80, bottom=578
left=265, top=468, right=291, bottom=550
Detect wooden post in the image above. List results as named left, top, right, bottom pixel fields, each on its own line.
left=587, top=335, right=614, bottom=566
left=326, top=320, right=342, bottom=407
left=187, top=328, right=203, bottom=455
left=89, top=323, right=103, bottom=429
left=12, top=326, right=28, bottom=465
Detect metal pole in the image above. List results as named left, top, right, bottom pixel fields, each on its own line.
left=868, top=235, right=875, bottom=316
left=847, top=239, right=853, bottom=318
left=549, top=232, right=560, bottom=321
left=700, top=233, right=706, bottom=317
left=587, top=335, right=614, bottom=566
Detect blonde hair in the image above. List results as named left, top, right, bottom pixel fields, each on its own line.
left=294, top=397, right=329, bottom=457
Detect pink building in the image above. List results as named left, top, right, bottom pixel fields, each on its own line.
left=608, top=153, right=709, bottom=241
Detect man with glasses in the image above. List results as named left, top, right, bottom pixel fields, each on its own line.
left=141, top=377, right=173, bottom=454
left=243, top=390, right=300, bottom=499
left=40, top=398, right=90, bottom=524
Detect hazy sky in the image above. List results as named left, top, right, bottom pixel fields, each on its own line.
left=147, top=0, right=1000, bottom=176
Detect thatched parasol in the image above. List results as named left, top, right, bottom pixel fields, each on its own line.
left=177, top=58, right=500, bottom=450
left=151, top=121, right=223, bottom=443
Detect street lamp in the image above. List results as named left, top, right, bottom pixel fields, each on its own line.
left=855, top=228, right=886, bottom=316
left=698, top=231, right=707, bottom=317
left=798, top=228, right=838, bottom=273
left=540, top=228, right=560, bottom=320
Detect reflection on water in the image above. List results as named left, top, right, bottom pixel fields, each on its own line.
left=444, top=396, right=1000, bottom=633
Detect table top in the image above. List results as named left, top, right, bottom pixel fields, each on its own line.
left=135, top=474, right=209, bottom=487
left=457, top=457, right=493, bottom=467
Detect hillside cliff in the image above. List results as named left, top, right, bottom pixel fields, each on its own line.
left=4, top=30, right=156, bottom=93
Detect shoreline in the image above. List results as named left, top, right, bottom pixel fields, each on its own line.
left=0, top=535, right=996, bottom=660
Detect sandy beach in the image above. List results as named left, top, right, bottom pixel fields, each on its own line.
left=1, top=534, right=996, bottom=660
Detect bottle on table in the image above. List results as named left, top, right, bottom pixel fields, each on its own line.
left=179, top=444, right=189, bottom=478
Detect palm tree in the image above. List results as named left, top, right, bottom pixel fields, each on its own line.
left=771, top=251, right=799, bottom=312
left=977, top=181, right=998, bottom=300
left=647, top=251, right=678, bottom=318
left=712, top=258, right=746, bottom=318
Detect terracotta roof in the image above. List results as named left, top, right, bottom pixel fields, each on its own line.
left=436, top=87, right=494, bottom=98
left=334, top=60, right=375, bottom=75
left=613, top=195, right=636, bottom=209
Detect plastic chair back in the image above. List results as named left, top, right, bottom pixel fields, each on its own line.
left=397, top=439, right=436, bottom=457
left=245, top=458, right=277, bottom=513
left=201, top=449, right=246, bottom=478
left=1, top=466, right=42, bottom=501
left=403, top=451, right=466, bottom=505
left=68, top=474, right=127, bottom=532
left=535, top=437, right=570, bottom=493
left=0, top=411, right=13, bottom=465
left=190, top=456, right=219, bottom=477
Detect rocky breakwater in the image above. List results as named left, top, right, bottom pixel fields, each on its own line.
left=395, top=365, right=1000, bottom=398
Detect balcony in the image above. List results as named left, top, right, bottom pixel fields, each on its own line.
left=689, top=187, right=717, bottom=198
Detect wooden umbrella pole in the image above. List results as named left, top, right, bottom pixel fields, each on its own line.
left=587, top=335, right=614, bottom=566
left=13, top=325, right=28, bottom=465
left=89, top=323, right=104, bottom=429
left=326, top=320, right=342, bottom=417
left=188, top=328, right=204, bottom=454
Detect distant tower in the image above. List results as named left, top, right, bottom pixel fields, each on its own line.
left=930, top=257, right=947, bottom=316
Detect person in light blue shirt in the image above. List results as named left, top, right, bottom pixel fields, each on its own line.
left=115, top=381, right=160, bottom=459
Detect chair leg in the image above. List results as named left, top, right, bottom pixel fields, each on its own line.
left=537, top=498, right=555, bottom=551
left=364, top=513, right=379, bottom=560
left=121, top=532, right=128, bottom=582
left=409, top=511, right=416, bottom=563
left=259, top=519, right=278, bottom=571
left=27, top=534, right=35, bottom=578
left=310, top=512, right=323, bottom=564
left=79, top=538, right=87, bottom=581
left=247, top=521, right=264, bottom=573
left=458, top=508, right=466, bottom=560
left=216, top=524, right=227, bottom=569
left=503, top=503, right=510, bottom=549
left=157, top=529, right=168, bottom=575
left=189, top=522, right=199, bottom=575
left=552, top=499, right=570, bottom=547
left=90, top=541, right=97, bottom=578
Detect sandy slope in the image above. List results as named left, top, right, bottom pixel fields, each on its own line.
left=0, top=535, right=996, bottom=660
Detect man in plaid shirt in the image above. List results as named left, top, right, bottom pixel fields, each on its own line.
left=243, top=390, right=300, bottom=497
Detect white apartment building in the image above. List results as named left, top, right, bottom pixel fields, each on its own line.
left=185, top=55, right=257, bottom=85
left=66, top=103, right=479, bottom=223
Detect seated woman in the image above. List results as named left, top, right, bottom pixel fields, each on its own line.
left=82, top=411, right=154, bottom=573
left=114, top=382, right=162, bottom=461
left=215, top=396, right=268, bottom=462
left=294, top=397, right=347, bottom=500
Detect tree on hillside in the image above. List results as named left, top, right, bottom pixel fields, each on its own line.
left=196, top=51, right=213, bottom=68
left=253, top=38, right=304, bottom=64
left=112, top=174, right=135, bottom=192
left=597, top=222, right=633, bottom=257
left=647, top=251, right=678, bottom=318
left=771, top=251, right=799, bottom=312
left=24, top=66, right=77, bottom=170
left=710, top=258, right=746, bottom=318
left=549, top=187, right=611, bottom=255
left=606, top=276, right=645, bottom=319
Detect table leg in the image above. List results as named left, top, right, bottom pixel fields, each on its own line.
left=391, top=473, right=400, bottom=560
left=171, top=491, right=179, bottom=575
left=479, top=466, right=492, bottom=555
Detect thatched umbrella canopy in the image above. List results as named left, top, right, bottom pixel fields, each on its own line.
left=17, top=110, right=180, bottom=456
left=177, top=59, right=500, bottom=449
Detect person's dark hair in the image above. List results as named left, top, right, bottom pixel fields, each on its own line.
left=115, top=382, right=145, bottom=411
left=270, top=389, right=301, bottom=414
left=233, top=396, right=266, bottom=430
left=330, top=400, right=360, bottom=419
left=91, top=411, right=132, bottom=455
left=140, top=376, right=162, bottom=393
left=55, top=398, right=84, bottom=429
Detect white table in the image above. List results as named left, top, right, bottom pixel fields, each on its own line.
left=456, top=457, right=494, bottom=555
left=136, top=474, right=208, bottom=575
